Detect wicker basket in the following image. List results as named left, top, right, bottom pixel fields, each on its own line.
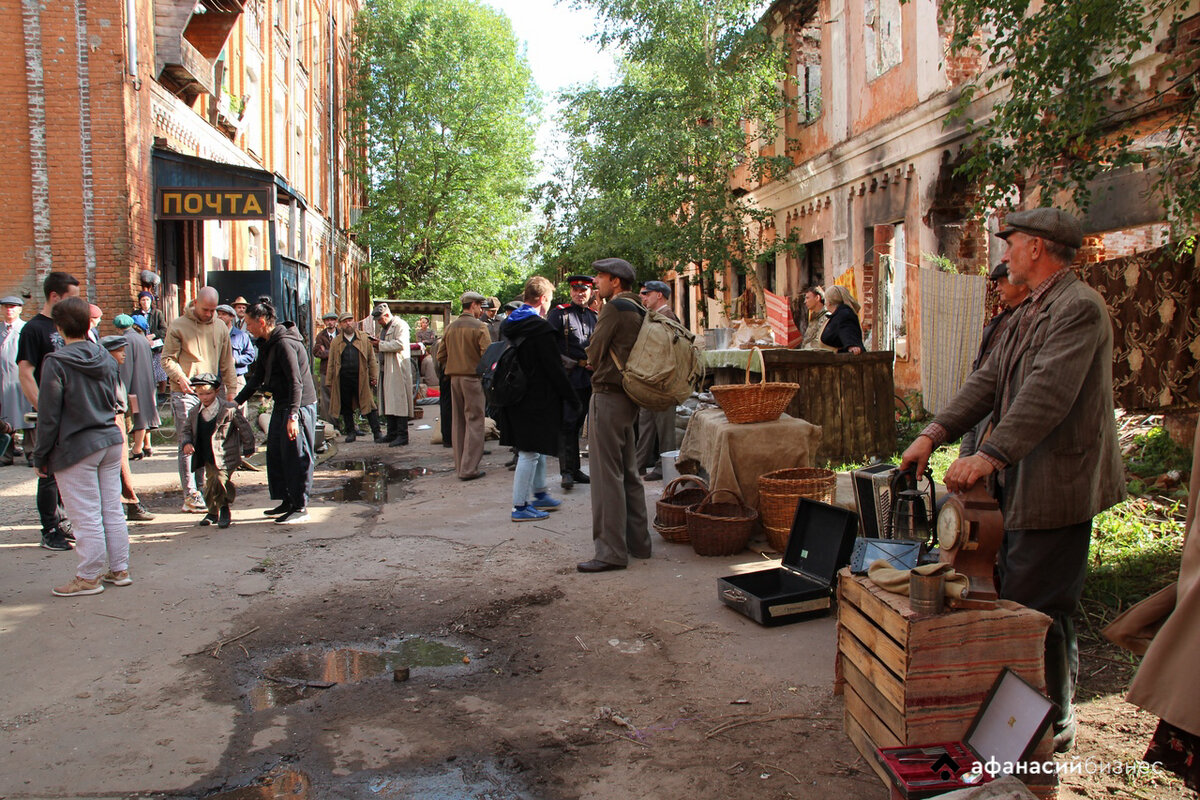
left=757, top=467, right=837, bottom=549
left=686, top=488, right=758, bottom=557
left=709, top=347, right=799, bottom=424
left=655, top=475, right=709, bottom=530
left=652, top=520, right=690, bottom=544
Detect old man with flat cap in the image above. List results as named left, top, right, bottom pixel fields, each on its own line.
left=902, top=206, right=1124, bottom=754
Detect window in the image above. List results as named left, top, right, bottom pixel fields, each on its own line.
left=273, top=83, right=288, bottom=172
left=798, top=63, right=822, bottom=123
left=244, top=59, right=262, bottom=157
left=864, top=0, right=902, bottom=78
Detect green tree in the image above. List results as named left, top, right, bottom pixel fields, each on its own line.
left=942, top=0, right=1198, bottom=228
left=537, top=0, right=791, bottom=314
left=348, top=0, right=540, bottom=298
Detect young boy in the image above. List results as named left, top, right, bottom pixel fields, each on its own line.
left=181, top=374, right=255, bottom=529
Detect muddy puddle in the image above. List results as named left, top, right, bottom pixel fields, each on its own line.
left=249, top=637, right=468, bottom=710
left=320, top=459, right=430, bottom=503
left=207, top=760, right=534, bottom=800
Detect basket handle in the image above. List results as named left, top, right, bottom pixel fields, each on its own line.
left=663, top=474, right=708, bottom=499
left=696, top=487, right=748, bottom=513
left=743, top=346, right=766, bottom=386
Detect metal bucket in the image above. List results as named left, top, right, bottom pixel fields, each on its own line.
left=661, top=450, right=681, bottom=485
left=909, top=571, right=945, bottom=615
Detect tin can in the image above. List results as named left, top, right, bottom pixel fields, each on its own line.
left=909, top=571, right=945, bottom=615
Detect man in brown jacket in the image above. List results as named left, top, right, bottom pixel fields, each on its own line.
left=436, top=291, right=491, bottom=480
left=326, top=313, right=383, bottom=443
left=902, top=207, right=1125, bottom=754
left=579, top=258, right=651, bottom=572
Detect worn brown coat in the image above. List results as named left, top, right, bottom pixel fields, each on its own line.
left=326, top=333, right=379, bottom=416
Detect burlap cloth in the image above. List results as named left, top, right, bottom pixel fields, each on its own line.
left=676, top=408, right=821, bottom=507
left=867, top=561, right=971, bottom=600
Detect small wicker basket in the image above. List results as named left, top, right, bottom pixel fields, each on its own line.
left=655, top=475, right=709, bottom=531
left=757, top=467, right=837, bottom=551
left=709, top=347, right=799, bottom=424
left=686, top=488, right=758, bottom=557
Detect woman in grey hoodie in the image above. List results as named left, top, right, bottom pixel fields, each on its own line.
left=33, top=297, right=131, bottom=597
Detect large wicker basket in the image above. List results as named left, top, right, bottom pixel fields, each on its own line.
left=686, top=488, right=758, bottom=557
left=654, top=475, right=709, bottom=539
left=710, top=347, right=799, bottom=424
left=757, top=467, right=837, bottom=552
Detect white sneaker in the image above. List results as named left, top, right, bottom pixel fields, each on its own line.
left=182, top=491, right=206, bottom=513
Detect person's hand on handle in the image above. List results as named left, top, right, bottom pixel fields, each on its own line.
left=899, top=435, right=934, bottom=479
left=942, top=455, right=996, bottom=493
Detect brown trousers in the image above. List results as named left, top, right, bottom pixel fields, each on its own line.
left=450, top=375, right=486, bottom=478
left=195, top=463, right=236, bottom=514
left=589, top=391, right=651, bottom=565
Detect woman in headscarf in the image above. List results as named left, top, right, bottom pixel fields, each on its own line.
left=820, top=285, right=865, bottom=354
left=114, top=314, right=160, bottom=459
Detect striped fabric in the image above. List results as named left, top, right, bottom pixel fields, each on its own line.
left=764, top=289, right=802, bottom=347
left=919, top=270, right=987, bottom=415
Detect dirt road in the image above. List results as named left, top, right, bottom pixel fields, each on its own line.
left=0, top=425, right=1182, bottom=798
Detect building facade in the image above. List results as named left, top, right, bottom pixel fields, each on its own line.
left=725, top=0, right=1192, bottom=398
left=2, top=0, right=367, bottom=340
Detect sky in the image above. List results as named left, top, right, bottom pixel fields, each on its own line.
left=481, top=0, right=620, bottom=174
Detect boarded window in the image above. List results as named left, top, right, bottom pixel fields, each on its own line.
left=864, top=0, right=902, bottom=78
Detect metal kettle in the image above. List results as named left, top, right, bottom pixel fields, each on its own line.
left=888, top=464, right=936, bottom=546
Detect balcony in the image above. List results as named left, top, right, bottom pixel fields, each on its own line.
left=156, top=0, right=245, bottom=103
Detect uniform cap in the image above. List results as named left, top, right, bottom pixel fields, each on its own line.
left=996, top=208, right=1084, bottom=249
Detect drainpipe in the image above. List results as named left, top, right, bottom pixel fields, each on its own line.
left=125, top=0, right=140, bottom=82
left=73, top=0, right=98, bottom=299
left=21, top=0, right=52, bottom=278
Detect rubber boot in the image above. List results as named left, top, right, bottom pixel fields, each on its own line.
left=389, top=416, right=409, bottom=447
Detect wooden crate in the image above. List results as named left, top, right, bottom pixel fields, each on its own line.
left=835, top=570, right=1058, bottom=797
left=758, top=349, right=895, bottom=463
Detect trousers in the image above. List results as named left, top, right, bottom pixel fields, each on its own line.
left=559, top=384, right=591, bottom=475
left=588, top=391, right=650, bottom=565
left=266, top=403, right=316, bottom=509
left=635, top=406, right=676, bottom=471
left=171, top=392, right=200, bottom=495
left=450, top=375, right=485, bottom=477
left=194, top=462, right=236, bottom=513
left=54, top=443, right=129, bottom=580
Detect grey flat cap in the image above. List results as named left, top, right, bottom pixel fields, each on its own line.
left=216, top=304, right=236, bottom=316
left=996, top=208, right=1083, bottom=249
left=371, top=302, right=391, bottom=317
left=0, top=295, right=24, bottom=306
left=591, top=257, right=635, bottom=284
left=100, top=335, right=128, bottom=351
left=988, top=263, right=1009, bottom=280
left=322, top=311, right=338, bottom=320
left=641, top=279, right=671, bottom=298
left=460, top=291, right=486, bottom=308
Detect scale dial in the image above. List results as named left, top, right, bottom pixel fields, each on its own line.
left=937, top=501, right=963, bottom=550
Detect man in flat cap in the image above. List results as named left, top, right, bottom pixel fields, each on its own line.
left=634, top=280, right=679, bottom=481
left=902, top=207, right=1124, bottom=754
left=579, top=258, right=651, bottom=572
left=547, top=274, right=597, bottom=489
left=216, top=303, right=257, bottom=410
left=366, top=303, right=414, bottom=446
left=482, top=296, right=503, bottom=343
left=436, top=292, right=491, bottom=479
left=327, top=313, right=384, bottom=443
left=0, top=295, right=32, bottom=466
left=312, top=311, right=340, bottom=427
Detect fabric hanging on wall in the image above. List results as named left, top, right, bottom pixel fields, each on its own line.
left=1077, top=245, right=1200, bottom=411
left=920, top=269, right=987, bottom=415
left=764, top=289, right=802, bottom=347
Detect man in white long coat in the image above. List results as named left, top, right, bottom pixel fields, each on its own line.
left=0, top=296, right=33, bottom=464
left=366, top=303, right=414, bottom=446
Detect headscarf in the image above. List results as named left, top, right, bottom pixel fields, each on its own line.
left=138, top=290, right=155, bottom=302
left=825, top=285, right=861, bottom=315
left=130, top=314, right=150, bottom=333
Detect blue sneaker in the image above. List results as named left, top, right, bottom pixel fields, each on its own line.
left=512, top=504, right=550, bottom=522
left=532, top=492, right=561, bottom=511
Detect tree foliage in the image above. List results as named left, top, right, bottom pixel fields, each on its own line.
left=535, top=0, right=791, bottom=307
left=942, top=0, right=1198, bottom=228
left=348, top=0, right=540, bottom=298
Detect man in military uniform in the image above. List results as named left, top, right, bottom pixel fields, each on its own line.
left=547, top=275, right=597, bottom=489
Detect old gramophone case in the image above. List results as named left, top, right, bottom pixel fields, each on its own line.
left=717, top=499, right=858, bottom=626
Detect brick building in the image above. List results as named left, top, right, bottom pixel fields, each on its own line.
left=1, top=0, right=367, bottom=342
left=702, top=0, right=1193, bottom=399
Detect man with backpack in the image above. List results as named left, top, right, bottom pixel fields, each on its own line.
left=436, top=292, right=491, bottom=480
left=634, top=280, right=680, bottom=481
left=495, top=277, right=579, bottom=521
left=578, top=258, right=651, bottom=573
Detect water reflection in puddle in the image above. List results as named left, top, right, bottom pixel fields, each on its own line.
left=207, top=761, right=534, bottom=799
left=206, top=767, right=310, bottom=800
left=320, top=460, right=429, bottom=503
left=249, top=638, right=467, bottom=710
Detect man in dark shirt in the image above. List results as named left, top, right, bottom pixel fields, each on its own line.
left=16, top=271, right=80, bottom=551
left=547, top=275, right=597, bottom=489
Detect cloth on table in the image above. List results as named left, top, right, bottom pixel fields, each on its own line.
left=866, top=561, right=971, bottom=600
left=676, top=408, right=820, bottom=508
left=699, top=349, right=760, bottom=372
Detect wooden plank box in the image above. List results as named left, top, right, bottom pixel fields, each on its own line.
left=834, top=570, right=1059, bottom=798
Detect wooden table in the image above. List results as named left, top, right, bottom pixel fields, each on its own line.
left=676, top=408, right=821, bottom=508
left=835, top=570, right=1057, bottom=797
